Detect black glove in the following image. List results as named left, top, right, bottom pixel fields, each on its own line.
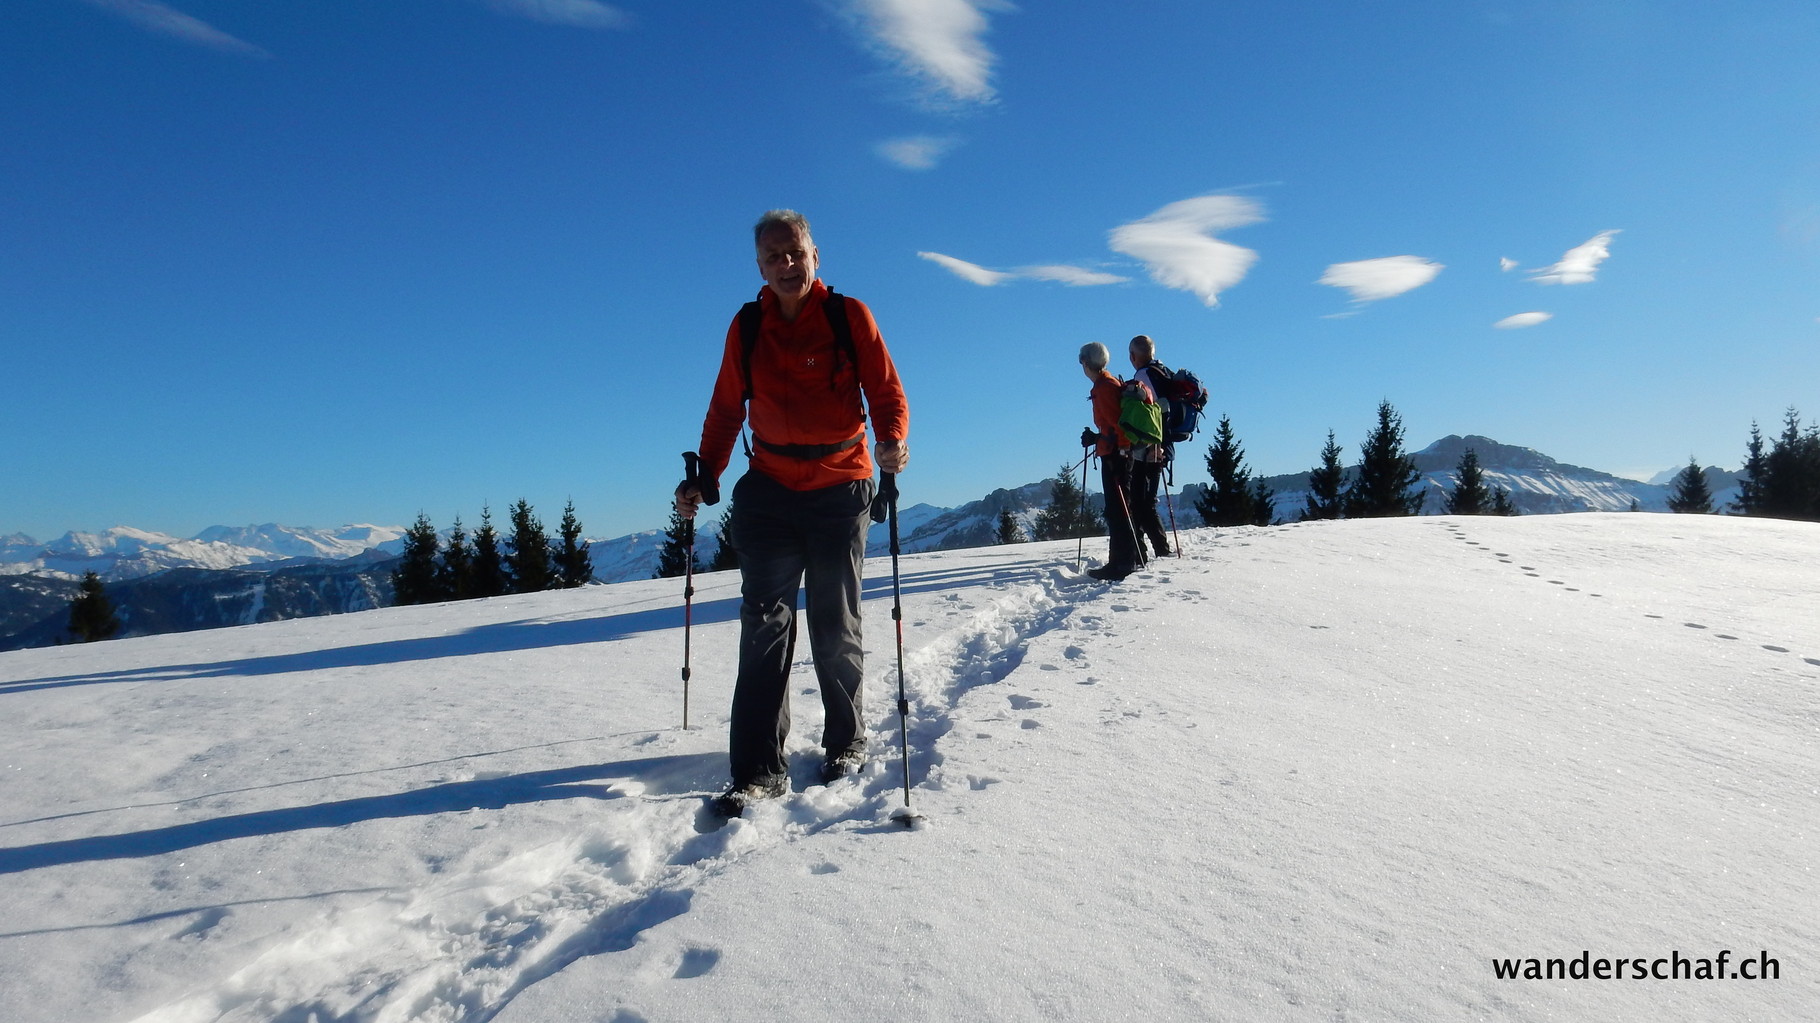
left=1080, top=428, right=1098, bottom=449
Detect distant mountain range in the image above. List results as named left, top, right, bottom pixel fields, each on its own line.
left=0, top=436, right=1742, bottom=651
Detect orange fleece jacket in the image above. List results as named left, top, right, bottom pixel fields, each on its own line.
left=1089, top=369, right=1127, bottom=457
left=698, top=280, right=909, bottom=492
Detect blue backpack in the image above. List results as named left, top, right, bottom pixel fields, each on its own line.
left=1146, top=361, right=1209, bottom=443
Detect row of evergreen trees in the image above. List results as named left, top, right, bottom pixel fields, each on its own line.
left=1662, top=407, right=1820, bottom=518
left=392, top=499, right=593, bottom=605
left=655, top=505, right=740, bottom=578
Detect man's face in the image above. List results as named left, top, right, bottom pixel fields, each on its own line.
left=756, top=223, right=818, bottom=305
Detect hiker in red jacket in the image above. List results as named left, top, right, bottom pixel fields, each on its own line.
left=1078, top=341, right=1140, bottom=581
left=675, top=209, right=910, bottom=814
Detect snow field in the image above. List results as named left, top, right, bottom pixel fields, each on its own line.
left=1, top=513, right=1816, bottom=1022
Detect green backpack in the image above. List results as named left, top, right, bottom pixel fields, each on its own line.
left=1118, top=377, right=1164, bottom=447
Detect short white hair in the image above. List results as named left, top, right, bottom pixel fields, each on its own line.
left=1078, top=342, right=1109, bottom=371
left=1129, top=334, right=1156, bottom=360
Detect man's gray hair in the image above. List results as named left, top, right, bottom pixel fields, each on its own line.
left=1129, top=334, right=1156, bottom=360
left=1079, top=342, right=1110, bottom=371
left=755, top=209, right=813, bottom=247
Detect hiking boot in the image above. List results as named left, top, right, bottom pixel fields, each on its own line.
left=711, top=774, right=786, bottom=816
left=1087, top=565, right=1131, bottom=582
left=820, top=748, right=865, bottom=783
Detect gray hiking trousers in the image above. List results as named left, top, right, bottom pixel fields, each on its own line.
left=727, top=470, right=875, bottom=785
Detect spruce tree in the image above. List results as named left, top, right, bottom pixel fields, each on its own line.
left=391, top=513, right=442, bottom=605
left=1032, top=462, right=1101, bottom=541
left=1300, top=429, right=1346, bottom=522
left=1196, top=415, right=1256, bottom=527
left=708, top=505, right=740, bottom=571
left=553, top=499, right=593, bottom=587
left=1444, top=447, right=1490, bottom=515
left=1757, top=408, right=1820, bottom=521
left=505, top=498, right=553, bottom=593
left=1249, top=479, right=1276, bottom=527
left=1731, top=422, right=1767, bottom=515
left=1666, top=458, right=1714, bottom=514
left=1343, top=400, right=1425, bottom=518
left=437, top=516, right=473, bottom=600
left=1490, top=487, right=1519, bottom=516
left=996, top=507, right=1027, bottom=544
left=470, top=505, right=510, bottom=598
left=68, top=571, right=121, bottom=642
left=655, top=507, right=700, bottom=578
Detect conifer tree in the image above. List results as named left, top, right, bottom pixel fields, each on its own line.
left=1300, top=429, right=1346, bottom=522
left=654, top=507, right=700, bottom=578
left=1343, top=400, right=1425, bottom=518
left=1757, top=408, right=1820, bottom=521
left=708, top=505, right=740, bottom=571
left=1667, top=458, right=1715, bottom=514
left=553, top=499, right=593, bottom=588
left=505, top=499, right=553, bottom=593
left=1032, top=462, right=1101, bottom=540
left=68, top=571, right=121, bottom=642
left=470, top=505, right=510, bottom=598
left=391, top=513, right=442, bottom=605
left=1444, top=447, right=1490, bottom=515
left=996, top=507, right=1027, bottom=545
left=1731, top=422, right=1767, bottom=515
left=437, top=516, right=473, bottom=601
left=1249, top=478, right=1276, bottom=526
left=1196, top=415, right=1257, bottom=527
left=1490, top=486, right=1519, bottom=516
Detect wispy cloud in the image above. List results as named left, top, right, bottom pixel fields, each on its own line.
left=477, top=0, right=630, bottom=29
left=840, top=0, right=1008, bottom=104
left=77, top=0, right=270, bottom=57
left=918, top=252, right=1127, bottom=288
left=1494, top=311, right=1553, bottom=329
left=918, top=251, right=1012, bottom=286
left=1317, top=255, right=1444, bottom=303
left=1500, top=257, right=1519, bottom=272
left=1019, top=265, right=1129, bottom=286
left=876, top=135, right=960, bottom=171
left=1530, top=230, right=1620, bottom=285
left=1107, top=195, right=1264, bottom=307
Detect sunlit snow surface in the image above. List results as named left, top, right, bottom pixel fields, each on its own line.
left=1, top=514, right=1815, bottom=1022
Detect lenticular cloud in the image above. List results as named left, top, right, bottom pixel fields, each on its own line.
left=1530, top=230, right=1621, bottom=285
left=1317, top=256, right=1444, bottom=303
left=1107, top=195, right=1265, bottom=307
left=1494, top=311, right=1553, bottom=329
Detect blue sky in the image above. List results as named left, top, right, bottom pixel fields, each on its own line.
left=4, top=0, right=1817, bottom=542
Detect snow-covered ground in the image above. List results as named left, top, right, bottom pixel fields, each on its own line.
left=1, top=513, right=1815, bottom=1022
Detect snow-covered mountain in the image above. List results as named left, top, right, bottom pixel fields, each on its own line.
left=3, top=514, right=1813, bottom=1022
left=1254, top=434, right=1741, bottom=519
left=0, top=524, right=406, bottom=582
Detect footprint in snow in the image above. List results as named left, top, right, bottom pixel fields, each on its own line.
left=673, top=947, right=721, bottom=980
left=1008, top=695, right=1047, bottom=710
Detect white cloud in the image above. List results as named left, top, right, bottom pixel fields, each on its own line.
left=1494, top=311, right=1553, bottom=329
left=1530, top=230, right=1620, bottom=285
left=1107, top=195, right=1264, bottom=307
left=78, top=0, right=270, bottom=57
left=478, top=0, right=630, bottom=28
left=876, top=135, right=960, bottom=170
left=842, top=0, right=1007, bottom=104
left=1018, top=265, right=1130, bottom=286
left=918, top=251, right=1012, bottom=286
left=917, top=253, right=1126, bottom=288
left=1317, top=255, right=1444, bottom=303
left=1500, top=257, right=1519, bottom=272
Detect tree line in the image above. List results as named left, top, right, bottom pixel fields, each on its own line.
left=1666, top=406, right=1820, bottom=518
left=392, top=498, right=593, bottom=604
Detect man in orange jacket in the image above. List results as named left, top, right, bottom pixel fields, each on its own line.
left=675, top=209, right=910, bottom=814
left=1079, top=341, right=1140, bottom=581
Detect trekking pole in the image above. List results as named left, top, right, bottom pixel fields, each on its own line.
left=1076, top=444, right=1091, bottom=570
left=1163, top=460, right=1182, bottom=557
left=879, top=472, right=923, bottom=827
left=680, top=452, right=701, bottom=731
